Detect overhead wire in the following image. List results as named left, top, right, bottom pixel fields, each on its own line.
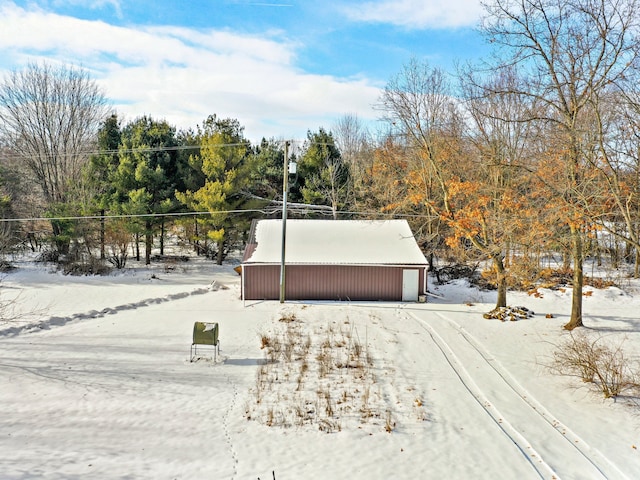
left=0, top=138, right=340, bottom=163
left=0, top=207, right=435, bottom=224
left=0, top=209, right=267, bottom=223
left=0, top=137, right=430, bottom=223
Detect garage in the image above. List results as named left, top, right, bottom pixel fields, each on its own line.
left=240, top=219, right=428, bottom=302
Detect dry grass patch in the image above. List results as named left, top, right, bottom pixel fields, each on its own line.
left=248, top=312, right=396, bottom=433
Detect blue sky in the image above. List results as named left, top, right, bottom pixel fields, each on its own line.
left=0, top=0, right=488, bottom=142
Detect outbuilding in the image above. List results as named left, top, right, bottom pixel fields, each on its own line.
left=240, top=219, right=428, bottom=302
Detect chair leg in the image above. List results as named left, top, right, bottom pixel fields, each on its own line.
left=190, top=342, right=220, bottom=362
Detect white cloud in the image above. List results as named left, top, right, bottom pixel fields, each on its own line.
left=343, top=0, right=483, bottom=29
left=52, top=0, right=122, bottom=17
left=0, top=1, right=381, bottom=142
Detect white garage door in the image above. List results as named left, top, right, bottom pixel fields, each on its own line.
left=402, top=269, right=419, bottom=302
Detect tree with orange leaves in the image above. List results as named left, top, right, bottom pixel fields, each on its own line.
left=380, top=59, right=534, bottom=309
left=480, top=0, right=640, bottom=329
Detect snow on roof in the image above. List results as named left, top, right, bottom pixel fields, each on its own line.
left=244, top=219, right=428, bottom=265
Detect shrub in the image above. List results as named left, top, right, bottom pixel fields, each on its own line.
left=61, top=256, right=112, bottom=276
left=550, top=332, right=640, bottom=398
left=435, top=263, right=479, bottom=284
left=0, top=260, right=15, bottom=272
left=35, top=249, right=59, bottom=263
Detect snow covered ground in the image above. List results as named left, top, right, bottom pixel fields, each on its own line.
left=1, top=255, right=640, bottom=479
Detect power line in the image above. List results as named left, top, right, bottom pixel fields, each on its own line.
left=0, top=209, right=268, bottom=223
left=0, top=142, right=244, bottom=163
left=0, top=138, right=340, bottom=163
left=0, top=207, right=436, bottom=224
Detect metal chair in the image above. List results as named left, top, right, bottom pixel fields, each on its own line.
left=190, top=322, right=220, bottom=362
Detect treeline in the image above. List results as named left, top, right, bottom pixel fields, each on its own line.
left=3, top=0, right=640, bottom=329
left=0, top=92, right=352, bottom=268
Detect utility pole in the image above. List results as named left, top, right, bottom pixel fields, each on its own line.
left=279, top=140, right=290, bottom=303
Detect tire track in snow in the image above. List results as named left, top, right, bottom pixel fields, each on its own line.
left=408, top=310, right=556, bottom=479
left=407, top=309, right=628, bottom=480
left=429, top=311, right=630, bottom=480
left=0, top=286, right=215, bottom=337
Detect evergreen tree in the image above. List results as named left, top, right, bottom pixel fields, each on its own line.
left=111, top=116, right=181, bottom=264
left=248, top=138, right=286, bottom=202
left=89, top=114, right=122, bottom=259
left=176, top=115, right=252, bottom=264
left=297, top=129, right=351, bottom=218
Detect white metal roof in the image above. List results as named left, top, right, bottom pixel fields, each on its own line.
left=244, top=219, right=428, bottom=265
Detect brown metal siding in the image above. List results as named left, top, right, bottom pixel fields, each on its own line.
left=243, top=264, right=281, bottom=300
left=243, top=264, right=426, bottom=301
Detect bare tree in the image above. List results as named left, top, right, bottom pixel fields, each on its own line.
left=461, top=67, right=542, bottom=307
left=481, top=0, right=640, bottom=329
left=380, top=61, right=470, bottom=272
left=584, top=87, right=640, bottom=277
left=332, top=114, right=373, bottom=204
left=0, top=62, right=107, bottom=252
left=380, top=60, right=460, bottom=218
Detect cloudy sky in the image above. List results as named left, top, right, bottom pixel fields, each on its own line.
left=0, top=0, right=487, bottom=142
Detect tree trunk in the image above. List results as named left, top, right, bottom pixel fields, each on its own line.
left=160, top=217, right=165, bottom=256
left=51, top=221, right=70, bottom=255
left=636, top=223, right=640, bottom=278
left=427, top=252, right=435, bottom=272
left=145, top=220, right=152, bottom=265
left=563, top=251, right=571, bottom=271
left=194, top=217, right=199, bottom=254
left=504, top=240, right=511, bottom=268
left=100, top=209, right=105, bottom=260
left=493, top=254, right=507, bottom=309
left=216, top=239, right=224, bottom=265
left=564, top=224, right=584, bottom=330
